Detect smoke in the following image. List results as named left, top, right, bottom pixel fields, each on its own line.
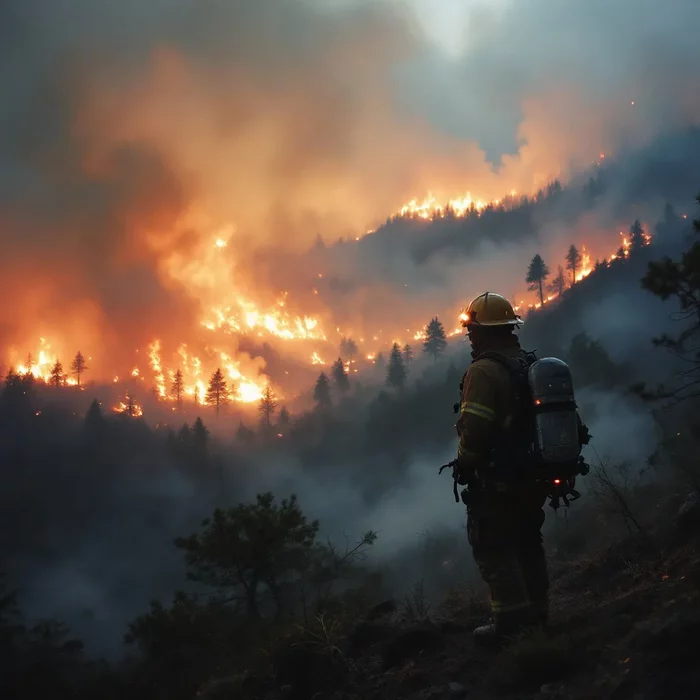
left=1, top=0, right=699, bottom=662
left=2, top=0, right=699, bottom=371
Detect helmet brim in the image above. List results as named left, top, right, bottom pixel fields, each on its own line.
left=462, top=317, right=523, bottom=328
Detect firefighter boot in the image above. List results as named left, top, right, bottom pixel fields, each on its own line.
left=473, top=621, right=503, bottom=647
left=473, top=607, right=533, bottom=647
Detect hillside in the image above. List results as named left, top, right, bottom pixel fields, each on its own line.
left=250, top=496, right=700, bottom=700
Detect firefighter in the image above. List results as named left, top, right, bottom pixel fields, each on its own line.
left=454, top=292, right=550, bottom=644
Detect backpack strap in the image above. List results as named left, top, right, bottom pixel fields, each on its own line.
left=472, top=350, right=537, bottom=378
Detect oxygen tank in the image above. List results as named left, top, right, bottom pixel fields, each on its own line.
left=527, top=357, right=581, bottom=468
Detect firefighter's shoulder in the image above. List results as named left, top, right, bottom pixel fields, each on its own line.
left=468, top=355, right=511, bottom=385
left=461, top=359, right=502, bottom=400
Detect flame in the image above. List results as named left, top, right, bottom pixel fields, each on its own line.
left=575, top=246, right=593, bottom=282
left=148, top=341, right=167, bottom=399
left=515, top=223, right=653, bottom=313
left=3, top=193, right=658, bottom=414
left=113, top=396, right=143, bottom=417
left=219, top=351, right=268, bottom=403
left=397, top=192, right=504, bottom=220
left=11, top=338, right=78, bottom=386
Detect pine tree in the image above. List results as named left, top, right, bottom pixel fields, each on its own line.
left=423, top=317, right=447, bottom=361
left=258, top=386, right=279, bottom=427
left=205, top=368, right=229, bottom=417
left=236, top=422, right=255, bottom=444
left=84, top=399, right=104, bottom=432
left=125, top=394, right=138, bottom=417
left=49, top=360, right=65, bottom=387
left=178, top=422, right=192, bottom=447
left=70, top=351, right=88, bottom=387
left=313, top=372, right=331, bottom=408
left=403, top=344, right=414, bottom=365
left=191, top=417, right=209, bottom=460
left=375, top=352, right=386, bottom=372
left=565, top=245, right=582, bottom=284
left=640, top=192, right=700, bottom=401
left=170, top=369, right=185, bottom=409
left=548, top=265, right=566, bottom=296
left=526, top=254, right=550, bottom=305
left=655, top=203, right=680, bottom=240
left=277, top=406, right=290, bottom=427
left=386, top=342, right=407, bottom=390
left=339, top=337, right=358, bottom=361
left=629, top=219, right=646, bottom=251
left=330, top=357, right=349, bottom=392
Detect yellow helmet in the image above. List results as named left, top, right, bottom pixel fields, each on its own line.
left=460, top=292, right=521, bottom=328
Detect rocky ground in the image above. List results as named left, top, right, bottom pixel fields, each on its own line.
left=208, top=492, right=700, bottom=700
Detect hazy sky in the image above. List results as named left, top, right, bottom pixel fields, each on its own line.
left=408, top=0, right=508, bottom=56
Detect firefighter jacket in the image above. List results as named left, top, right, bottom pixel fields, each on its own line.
left=455, top=335, right=526, bottom=483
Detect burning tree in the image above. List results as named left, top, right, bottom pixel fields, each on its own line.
left=70, top=351, right=88, bottom=387
left=313, top=372, right=331, bottom=408
left=49, top=360, right=65, bottom=387
left=258, top=386, right=279, bottom=427
left=629, top=219, right=646, bottom=252
left=403, top=344, right=414, bottom=365
left=170, top=369, right=185, bottom=409
left=119, top=394, right=141, bottom=417
left=548, top=265, right=566, bottom=297
left=386, top=342, right=407, bottom=390
left=526, top=254, right=550, bottom=305
left=566, top=245, right=582, bottom=283
left=330, top=357, right=349, bottom=392
left=205, top=368, right=229, bottom=417
left=423, top=317, right=447, bottom=361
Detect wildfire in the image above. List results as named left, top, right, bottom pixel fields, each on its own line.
left=575, top=247, right=593, bottom=282
left=148, top=341, right=167, bottom=399
left=11, top=338, right=78, bottom=386
left=2, top=193, right=660, bottom=415
left=219, top=351, right=269, bottom=403
left=515, top=223, right=653, bottom=312
left=396, top=191, right=513, bottom=220
left=204, top=297, right=325, bottom=341
left=113, top=396, right=143, bottom=417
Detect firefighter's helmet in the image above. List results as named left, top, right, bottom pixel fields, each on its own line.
left=461, top=292, right=522, bottom=328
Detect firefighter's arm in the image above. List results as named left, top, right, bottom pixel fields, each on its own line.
left=454, top=364, right=499, bottom=483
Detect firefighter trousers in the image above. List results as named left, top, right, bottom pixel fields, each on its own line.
left=466, top=486, right=548, bottom=629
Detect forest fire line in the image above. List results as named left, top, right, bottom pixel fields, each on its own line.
left=514, top=224, right=652, bottom=312
left=2, top=214, right=652, bottom=411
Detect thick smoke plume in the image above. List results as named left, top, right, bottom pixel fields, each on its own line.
left=1, top=0, right=699, bottom=379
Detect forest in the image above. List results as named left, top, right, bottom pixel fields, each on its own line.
left=1, top=180, right=699, bottom=699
